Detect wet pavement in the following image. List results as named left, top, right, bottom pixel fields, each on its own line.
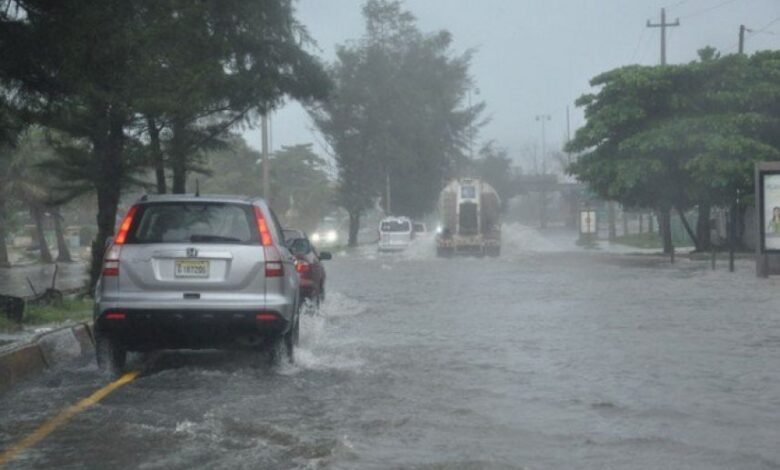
left=1, top=226, right=779, bottom=469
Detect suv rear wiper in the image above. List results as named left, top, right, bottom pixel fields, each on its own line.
left=190, top=234, right=242, bottom=243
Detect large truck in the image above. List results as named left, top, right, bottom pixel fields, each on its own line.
left=436, top=178, right=502, bottom=257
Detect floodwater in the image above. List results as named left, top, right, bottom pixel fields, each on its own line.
left=1, top=226, right=779, bottom=469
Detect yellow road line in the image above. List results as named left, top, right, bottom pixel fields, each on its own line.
left=0, top=370, right=140, bottom=467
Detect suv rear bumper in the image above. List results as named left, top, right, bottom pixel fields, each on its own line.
left=95, top=309, right=290, bottom=351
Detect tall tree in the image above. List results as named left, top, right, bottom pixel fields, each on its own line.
left=470, top=142, right=517, bottom=211
left=568, top=50, right=780, bottom=252
left=0, top=102, right=23, bottom=267
left=310, top=0, right=480, bottom=244
left=268, top=144, right=334, bottom=233
left=0, top=0, right=329, bottom=287
left=134, top=0, right=330, bottom=194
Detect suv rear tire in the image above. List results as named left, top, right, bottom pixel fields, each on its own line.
left=269, top=314, right=298, bottom=365
left=96, top=332, right=127, bottom=376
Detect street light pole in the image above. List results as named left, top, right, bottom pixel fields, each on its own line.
left=468, top=87, right=480, bottom=160
left=535, top=115, right=551, bottom=174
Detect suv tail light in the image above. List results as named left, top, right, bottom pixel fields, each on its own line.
left=254, top=206, right=284, bottom=277
left=102, top=205, right=138, bottom=277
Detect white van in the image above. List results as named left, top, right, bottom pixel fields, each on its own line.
left=378, top=216, right=413, bottom=252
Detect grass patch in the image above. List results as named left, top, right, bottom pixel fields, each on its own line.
left=0, top=315, right=19, bottom=332
left=613, top=232, right=662, bottom=249
left=24, top=298, right=94, bottom=325
left=1, top=298, right=93, bottom=332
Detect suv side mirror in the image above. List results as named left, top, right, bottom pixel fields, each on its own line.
left=318, top=251, right=332, bottom=261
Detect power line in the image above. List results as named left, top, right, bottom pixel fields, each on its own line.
left=753, top=17, right=780, bottom=34
left=630, top=28, right=649, bottom=63
left=665, top=0, right=693, bottom=9
left=679, top=0, right=740, bottom=20
left=639, top=29, right=658, bottom=64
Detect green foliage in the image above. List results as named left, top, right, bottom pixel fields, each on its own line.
left=198, top=138, right=333, bottom=233
left=269, top=144, right=334, bottom=233
left=0, top=0, right=330, bottom=283
left=310, top=0, right=481, bottom=222
left=568, top=50, right=780, bottom=212
left=469, top=143, right=517, bottom=210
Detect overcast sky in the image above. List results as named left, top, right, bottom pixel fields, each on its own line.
left=245, top=0, right=780, bottom=170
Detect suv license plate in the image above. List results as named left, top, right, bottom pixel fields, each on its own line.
left=175, top=260, right=209, bottom=278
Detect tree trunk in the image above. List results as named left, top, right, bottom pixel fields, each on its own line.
left=348, top=211, right=360, bottom=247
left=696, top=202, right=711, bottom=252
left=676, top=206, right=698, bottom=251
left=31, top=206, right=53, bottom=263
left=147, top=115, right=166, bottom=194
left=89, top=108, right=126, bottom=291
left=52, top=208, right=73, bottom=262
left=622, top=208, right=629, bottom=236
left=638, top=213, right=644, bottom=234
left=0, top=195, right=10, bottom=267
left=648, top=212, right=655, bottom=233
left=607, top=201, right=617, bottom=241
left=658, top=207, right=673, bottom=254
left=170, top=118, right=187, bottom=194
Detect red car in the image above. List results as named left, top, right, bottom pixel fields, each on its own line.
left=284, top=229, right=331, bottom=307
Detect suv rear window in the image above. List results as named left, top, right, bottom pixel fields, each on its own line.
left=381, top=220, right=411, bottom=232
left=127, top=202, right=259, bottom=244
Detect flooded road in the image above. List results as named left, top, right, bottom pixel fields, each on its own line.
left=1, top=227, right=780, bottom=469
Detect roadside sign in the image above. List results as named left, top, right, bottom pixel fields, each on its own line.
left=759, top=170, right=780, bottom=252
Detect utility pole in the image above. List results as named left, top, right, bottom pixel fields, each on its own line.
left=385, top=173, right=391, bottom=214
left=738, top=24, right=752, bottom=55
left=261, top=112, right=270, bottom=202
left=646, top=8, right=680, bottom=65
left=535, top=114, right=551, bottom=229
left=565, top=106, right=572, bottom=165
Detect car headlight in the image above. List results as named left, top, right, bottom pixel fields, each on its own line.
left=435, top=225, right=443, bottom=234
left=326, top=230, right=338, bottom=242
left=311, top=233, right=321, bottom=243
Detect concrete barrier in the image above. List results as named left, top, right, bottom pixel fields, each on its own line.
left=0, top=322, right=94, bottom=393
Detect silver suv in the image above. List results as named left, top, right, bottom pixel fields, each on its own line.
left=94, top=195, right=300, bottom=374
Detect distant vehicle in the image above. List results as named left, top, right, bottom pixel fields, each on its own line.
left=283, top=229, right=331, bottom=308
left=94, top=194, right=301, bottom=375
left=378, top=216, right=413, bottom=252
left=413, top=222, right=428, bottom=236
left=310, top=216, right=342, bottom=248
left=436, top=178, right=502, bottom=257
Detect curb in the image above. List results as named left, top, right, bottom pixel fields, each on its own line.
left=0, top=322, right=94, bottom=394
